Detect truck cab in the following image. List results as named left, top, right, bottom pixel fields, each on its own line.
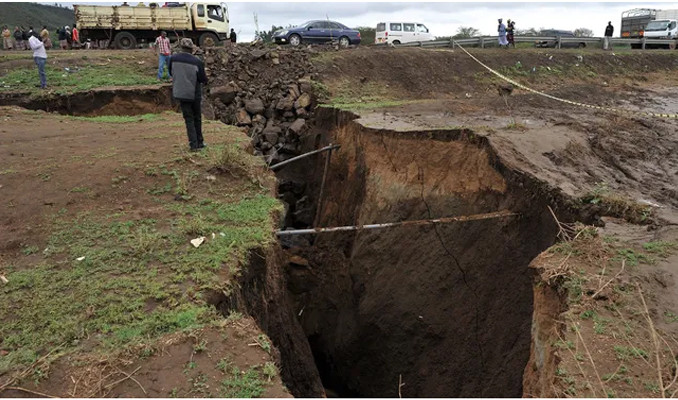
left=643, top=19, right=678, bottom=39
left=191, top=2, right=229, bottom=44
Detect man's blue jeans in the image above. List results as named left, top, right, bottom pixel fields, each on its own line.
left=34, top=56, right=46, bottom=88
left=158, top=54, right=170, bottom=79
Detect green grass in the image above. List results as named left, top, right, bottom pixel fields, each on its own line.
left=322, top=99, right=424, bottom=112
left=643, top=241, right=677, bottom=258
left=70, top=114, right=163, bottom=124
left=0, top=160, right=281, bottom=376
left=221, top=366, right=267, bottom=397
left=0, top=63, right=158, bottom=95
left=614, top=345, right=649, bottom=361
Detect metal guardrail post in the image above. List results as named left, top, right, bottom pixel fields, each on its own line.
left=557, top=36, right=562, bottom=49
left=480, top=37, right=484, bottom=48
left=450, top=39, right=455, bottom=49
left=642, top=37, right=646, bottom=50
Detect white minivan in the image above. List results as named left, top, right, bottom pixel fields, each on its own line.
left=375, top=22, right=434, bottom=44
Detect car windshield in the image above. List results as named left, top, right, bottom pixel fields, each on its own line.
left=645, top=20, right=670, bottom=31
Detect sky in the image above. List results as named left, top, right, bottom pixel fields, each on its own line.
left=43, top=1, right=677, bottom=41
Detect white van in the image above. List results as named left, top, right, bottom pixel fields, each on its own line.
left=375, top=22, right=434, bottom=44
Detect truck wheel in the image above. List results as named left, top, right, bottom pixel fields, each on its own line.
left=114, top=31, right=137, bottom=50
left=199, top=32, right=219, bottom=47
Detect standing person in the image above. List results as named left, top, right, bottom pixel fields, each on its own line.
left=154, top=31, right=171, bottom=80
left=41, top=26, right=52, bottom=50
left=169, top=38, right=207, bottom=151
left=21, top=27, right=29, bottom=51
left=71, top=24, right=80, bottom=48
left=28, top=35, right=47, bottom=89
left=497, top=18, right=508, bottom=48
left=604, top=21, right=614, bottom=50
left=13, top=27, right=24, bottom=51
left=506, top=19, right=516, bottom=48
left=229, top=28, right=236, bottom=46
left=2, top=26, right=13, bottom=50
left=58, top=26, right=68, bottom=50
left=65, top=26, right=72, bottom=48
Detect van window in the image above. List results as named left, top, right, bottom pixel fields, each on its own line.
left=207, top=5, right=223, bottom=21
left=416, top=24, right=429, bottom=33
left=390, top=23, right=402, bottom=31
left=197, top=4, right=204, bottom=17
left=377, top=23, right=385, bottom=32
left=403, top=23, right=415, bottom=32
left=671, top=21, right=677, bottom=30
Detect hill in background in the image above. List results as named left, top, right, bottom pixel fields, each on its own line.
left=0, top=2, right=73, bottom=31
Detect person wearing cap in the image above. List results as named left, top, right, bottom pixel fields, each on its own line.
left=154, top=31, right=171, bottom=80
left=169, top=38, right=208, bottom=151
left=497, top=18, right=508, bottom=48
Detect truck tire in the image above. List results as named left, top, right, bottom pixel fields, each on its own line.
left=199, top=32, right=219, bottom=47
left=114, top=31, right=137, bottom=50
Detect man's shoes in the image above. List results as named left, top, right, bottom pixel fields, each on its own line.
left=198, top=143, right=207, bottom=149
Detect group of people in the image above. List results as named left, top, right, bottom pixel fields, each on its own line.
left=1, top=24, right=79, bottom=51
left=497, top=18, right=517, bottom=48
left=56, top=25, right=80, bottom=49
left=2, top=26, right=50, bottom=50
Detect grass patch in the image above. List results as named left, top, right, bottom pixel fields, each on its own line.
left=0, top=63, right=158, bottom=96
left=580, top=182, right=653, bottom=224
left=0, top=144, right=281, bottom=377
left=221, top=366, right=266, bottom=398
left=69, top=113, right=163, bottom=124
left=643, top=241, right=677, bottom=258
left=323, top=99, right=423, bottom=111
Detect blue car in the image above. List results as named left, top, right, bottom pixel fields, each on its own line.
left=273, top=20, right=361, bottom=47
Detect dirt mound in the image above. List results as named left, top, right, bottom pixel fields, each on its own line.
left=316, top=47, right=678, bottom=100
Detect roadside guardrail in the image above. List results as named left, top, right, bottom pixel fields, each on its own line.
left=376, top=36, right=677, bottom=50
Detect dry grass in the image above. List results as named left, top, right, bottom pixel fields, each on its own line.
left=533, top=218, right=678, bottom=398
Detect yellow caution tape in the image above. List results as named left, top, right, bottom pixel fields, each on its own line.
left=452, top=41, right=678, bottom=119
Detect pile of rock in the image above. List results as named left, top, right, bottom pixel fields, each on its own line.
left=203, top=44, right=320, bottom=163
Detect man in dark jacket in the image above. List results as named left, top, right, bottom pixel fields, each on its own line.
left=169, top=38, right=208, bottom=151
left=604, top=21, right=614, bottom=50
left=58, top=26, right=68, bottom=49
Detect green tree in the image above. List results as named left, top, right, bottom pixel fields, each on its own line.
left=574, top=28, right=594, bottom=37
left=254, top=25, right=282, bottom=43
left=453, top=26, right=480, bottom=39
left=515, top=27, right=542, bottom=36
left=354, top=26, right=375, bottom=44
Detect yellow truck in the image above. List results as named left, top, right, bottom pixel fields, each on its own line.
left=74, top=2, right=229, bottom=49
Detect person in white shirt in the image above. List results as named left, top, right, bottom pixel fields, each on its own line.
left=28, top=35, right=47, bottom=89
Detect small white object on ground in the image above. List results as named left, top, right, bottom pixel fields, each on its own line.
left=190, top=237, right=206, bottom=248
left=76, top=256, right=85, bottom=261
left=0, top=275, right=8, bottom=284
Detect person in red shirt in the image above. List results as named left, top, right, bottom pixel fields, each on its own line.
left=71, top=24, right=80, bottom=48
left=154, top=31, right=171, bottom=80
